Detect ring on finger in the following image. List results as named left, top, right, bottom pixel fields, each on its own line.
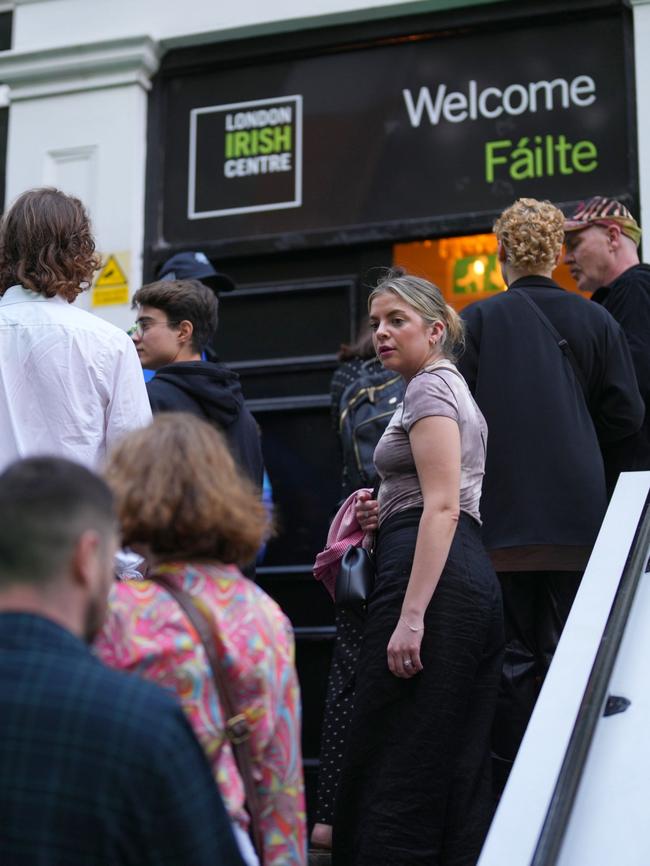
left=403, top=659, right=413, bottom=667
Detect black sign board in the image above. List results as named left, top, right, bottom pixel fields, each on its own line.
left=189, top=95, right=302, bottom=218
left=160, top=10, right=632, bottom=250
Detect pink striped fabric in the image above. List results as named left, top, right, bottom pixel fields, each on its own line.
left=313, top=488, right=372, bottom=598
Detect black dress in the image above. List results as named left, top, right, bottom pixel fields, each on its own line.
left=332, top=509, right=503, bottom=866
left=313, top=606, right=364, bottom=825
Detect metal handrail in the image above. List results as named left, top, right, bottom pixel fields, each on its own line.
left=531, top=496, right=650, bottom=866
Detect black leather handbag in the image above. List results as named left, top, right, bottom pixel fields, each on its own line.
left=336, top=544, right=375, bottom=614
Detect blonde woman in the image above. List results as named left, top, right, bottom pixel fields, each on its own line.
left=333, top=270, right=503, bottom=866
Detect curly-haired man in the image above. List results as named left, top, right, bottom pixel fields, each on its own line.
left=458, top=197, right=644, bottom=794
left=0, top=188, right=151, bottom=471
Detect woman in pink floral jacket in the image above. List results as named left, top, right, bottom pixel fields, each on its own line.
left=95, top=413, right=306, bottom=866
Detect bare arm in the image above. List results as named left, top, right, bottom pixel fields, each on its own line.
left=387, top=415, right=461, bottom=678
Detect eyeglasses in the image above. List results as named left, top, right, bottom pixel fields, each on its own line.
left=128, top=319, right=179, bottom=338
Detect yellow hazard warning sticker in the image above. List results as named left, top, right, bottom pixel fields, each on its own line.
left=92, top=254, right=130, bottom=307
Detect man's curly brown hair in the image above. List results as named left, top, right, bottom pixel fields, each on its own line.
left=0, top=187, right=101, bottom=302
left=104, top=413, right=269, bottom=566
left=493, top=198, right=564, bottom=274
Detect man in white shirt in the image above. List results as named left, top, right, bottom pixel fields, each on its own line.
left=0, top=188, right=151, bottom=471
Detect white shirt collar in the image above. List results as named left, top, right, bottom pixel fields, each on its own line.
left=0, top=284, right=68, bottom=305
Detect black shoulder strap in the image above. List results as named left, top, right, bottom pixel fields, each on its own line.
left=509, top=288, right=590, bottom=404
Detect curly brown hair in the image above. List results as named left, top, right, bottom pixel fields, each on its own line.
left=493, top=198, right=564, bottom=273
left=0, top=188, right=102, bottom=302
left=104, top=413, right=269, bottom=566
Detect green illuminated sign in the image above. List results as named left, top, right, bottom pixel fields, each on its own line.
left=452, top=254, right=502, bottom=295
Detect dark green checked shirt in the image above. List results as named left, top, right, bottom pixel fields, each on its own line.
left=0, top=612, right=244, bottom=866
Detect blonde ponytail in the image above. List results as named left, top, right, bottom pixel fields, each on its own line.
left=442, top=304, right=465, bottom=359
left=369, top=268, right=465, bottom=361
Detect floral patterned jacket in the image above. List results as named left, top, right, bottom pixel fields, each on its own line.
left=95, top=561, right=307, bottom=866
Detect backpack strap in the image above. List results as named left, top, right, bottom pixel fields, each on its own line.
left=509, top=288, right=590, bottom=406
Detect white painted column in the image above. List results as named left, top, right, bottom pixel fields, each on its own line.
left=0, top=36, right=159, bottom=328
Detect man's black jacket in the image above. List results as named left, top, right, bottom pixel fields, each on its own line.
left=459, top=276, right=644, bottom=554
left=592, top=263, right=650, bottom=487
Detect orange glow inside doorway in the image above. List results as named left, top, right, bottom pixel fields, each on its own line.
left=393, top=234, right=589, bottom=313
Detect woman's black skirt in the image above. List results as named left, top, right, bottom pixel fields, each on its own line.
left=333, top=508, right=504, bottom=866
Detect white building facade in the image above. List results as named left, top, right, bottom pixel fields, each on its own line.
left=0, top=0, right=477, bottom=328
left=0, top=0, right=647, bottom=326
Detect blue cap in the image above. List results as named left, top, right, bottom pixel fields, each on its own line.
left=158, top=252, right=236, bottom=294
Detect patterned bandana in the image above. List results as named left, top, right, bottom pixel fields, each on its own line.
left=564, top=196, right=642, bottom=246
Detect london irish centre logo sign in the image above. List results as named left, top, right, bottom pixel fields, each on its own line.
left=188, top=95, right=302, bottom=219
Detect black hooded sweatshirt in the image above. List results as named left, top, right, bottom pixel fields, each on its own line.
left=146, top=361, right=263, bottom=487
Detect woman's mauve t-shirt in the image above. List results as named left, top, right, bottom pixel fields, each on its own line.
left=374, top=361, right=488, bottom=526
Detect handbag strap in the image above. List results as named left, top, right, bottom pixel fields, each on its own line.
left=509, top=287, right=590, bottom=405
left=151, top=571, right=265, bottom=865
